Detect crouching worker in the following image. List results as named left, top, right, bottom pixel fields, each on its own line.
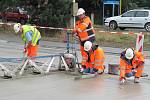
left=120, top=48, right=145, bottom=83
left=80, top=41, right=105, bottom=74
left=14, top=23, right=41, bottom=58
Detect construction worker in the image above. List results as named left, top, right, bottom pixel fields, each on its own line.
left=73, top=8, right=96, bottom=56
left=80, top=41, right=105, bottom=74
left=13, top=23, right=41, bottom=58
left=119, top=48, right=145, bottom=83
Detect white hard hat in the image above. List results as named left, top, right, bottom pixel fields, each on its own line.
left=125, top=48, right=134, bottom=60
left=14, top=23, right=21, bottom=33
left=77, top=8, right=85, bottom=16
left=84, top=41, right=92, bottom=51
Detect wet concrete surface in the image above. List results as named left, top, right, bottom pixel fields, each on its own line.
left=0, top=72, right=150, bottom=100
left=0, top=35, right=150, bottom=100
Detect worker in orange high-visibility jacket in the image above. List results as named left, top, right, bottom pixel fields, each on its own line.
left=79, top=41, right=105, bottom=74
left=14, top=23, right=41, bottom=58
left=119, top=48, right=145, bottom=84
left=73, top=8, right=96, bottom=56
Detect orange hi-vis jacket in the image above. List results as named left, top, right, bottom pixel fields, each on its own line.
left=75, top=16, right=95, bottom=43
left=120, top=50, right=145, bottom=78
left=82, top=45, right=105, bottom=71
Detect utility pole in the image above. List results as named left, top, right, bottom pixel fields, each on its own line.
left=72, top=0, right=78, bottom=29
left=72, top=0, right=80, bottom=69
left=120, top=0, right=122, bottom=14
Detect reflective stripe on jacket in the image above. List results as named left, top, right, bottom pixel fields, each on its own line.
left=82, top=46, right=105, bottom=70
left=21, top=25, right=41, bottom=46
left=75, top=16, right=95, bottom=42
left=120, top=50, right=145, bottom=78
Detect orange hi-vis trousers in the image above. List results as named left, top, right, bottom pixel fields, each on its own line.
left=27, top=45, right=38, bottom=58
left=120, top=59, right=144, bottom=78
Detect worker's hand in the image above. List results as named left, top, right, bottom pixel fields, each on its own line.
left=27, top=42, right=32, bottom=48
left=78, top=65, right=85, bottom=73
left=23, top=48, right=27, bottom=54
left=93, top=68, right=104, bottom=74
left=82, top=65, right=86, bottom=69
left=98, top=69, right=104, bottom=74
left=93, top=68, right=98, bottom=72
left=73, top=33, right=79, bottom=40
left=120, top=77, right=126, bottom=84
left=135, top=59, right=144, bottom=66
left=138, top=61, right=144, bottom=66
left=72, top=29, right=77, bottom=34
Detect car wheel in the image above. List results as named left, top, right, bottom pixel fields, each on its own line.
left=20, top=19, right=26, bottom=24
left=144, top=23, right=150, bottom=32
left=119, top=27, right=126, bottom=30
left=109, top=21, right=117, bottom=30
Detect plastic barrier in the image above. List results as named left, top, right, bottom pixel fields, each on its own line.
left=136, top=32, right=144, bottom=52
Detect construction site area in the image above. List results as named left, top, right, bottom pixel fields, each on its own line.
left=0, top=0, right=150, bottom=100
left=0, top=23, right=149, bottom=100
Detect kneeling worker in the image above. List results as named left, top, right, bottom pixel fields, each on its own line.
left=120, top=48, right=145, bottom=83
left=80, top=41, right=105, bottom=74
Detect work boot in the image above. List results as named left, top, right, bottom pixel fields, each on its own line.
left=134, top=77, right=140, bottom=83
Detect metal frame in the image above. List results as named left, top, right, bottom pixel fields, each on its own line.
left=0, top=54, right=70, bottom=77
left=46, top=55, right=69, bottom=73
left=18, top=55, right=70, bottom=75
left=18, top=58, right=44, bottom=75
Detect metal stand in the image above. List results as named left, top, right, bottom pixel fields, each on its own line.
left=18, top=58, right=44, bottom=75
left=46, top=55, right=69, bottom=73
left=19, top=55, right=70, bottom=75
left=66, top=32, right=80, bottom=70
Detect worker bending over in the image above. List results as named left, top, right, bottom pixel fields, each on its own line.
left=80, top=41, right=105, bottom=74
left=120, top=48, right=145, bottom=83
left=14, top=23, right=41, bottom=58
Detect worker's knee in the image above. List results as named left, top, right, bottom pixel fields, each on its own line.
left=125, top=72, right=135, bottom=77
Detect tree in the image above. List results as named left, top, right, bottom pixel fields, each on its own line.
left=1, top=0, right=150, bottom=26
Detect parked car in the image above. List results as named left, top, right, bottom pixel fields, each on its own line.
left=104, top=9, right=150, bottom=32
left=1, top=7, right=29, bottom=24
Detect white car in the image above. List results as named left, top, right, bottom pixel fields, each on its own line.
left=104, top=9, right=150, bottom=31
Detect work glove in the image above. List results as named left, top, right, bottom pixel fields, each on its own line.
left=93, top=68, right=98, bottom=72
left=93, top=68, right=104, bottom=74
left=136, top=58, right=144, bottom=65
left=78, top=65, right=86, bottom=73
left=82, top=65, right=86, bottom=69
left=138, top=61, right=144, bottom=66
left=98, top=69, right=104, bottom=74
left=72, top=29, right=77, bottom=34
left=119, top=77, right=126, bottom=84
left=72, top=29, right=79, bottom=39
left=73, top=33, right=79, bottom=40
left=23, top=48, right=27, bottom=54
